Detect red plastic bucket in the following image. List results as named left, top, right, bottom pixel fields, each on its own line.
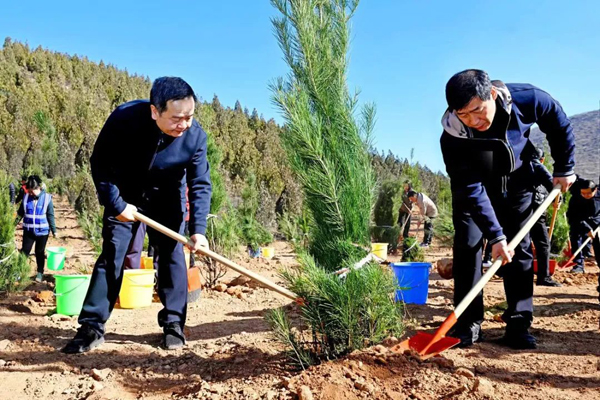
left=533, top=259, right=556, bottom=275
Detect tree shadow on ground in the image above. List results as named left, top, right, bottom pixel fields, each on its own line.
left=534, top=301, right=600, bottom=318
left=186, top=317, right=272, bottom=340
left=535, top=292, right=598, bottom=300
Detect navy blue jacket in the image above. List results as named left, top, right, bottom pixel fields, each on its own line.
left=566, top=177, right=600, bottom=232
left=440, top=83, right=575, bottom=244
left=91, top=100, right=212, bottom=235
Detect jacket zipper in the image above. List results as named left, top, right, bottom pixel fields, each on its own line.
left=141, top=133, right=164, bottom=204
left=501, top=111, right=514, bottom=196
left=148, top=133, right=164, bottom=172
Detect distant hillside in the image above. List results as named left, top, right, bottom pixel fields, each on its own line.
left=531, top=110, right=599, bottom=181
left=0, top=38, right=449, bottom=226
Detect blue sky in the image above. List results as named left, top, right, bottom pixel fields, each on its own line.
left=1, top=0, right=599, bottom=173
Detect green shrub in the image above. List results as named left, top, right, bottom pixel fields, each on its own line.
left=0, top=173, right=31, bottom=293
left=78, top=209, right=103, bottom=255
left=371, top=225, right=401, bottom=252
left=267, top=254, right=404, bottom=369
left=238, top=174, right=273, bottom=251
left=278, top=210, right=310, bottom=250
left=549, top=193, right=570, bottom=255
left=402, top=237, right=425, bottom=262
left=202, top=207, right=241, bottom=286
left=434, top=206, right=455, bottom=246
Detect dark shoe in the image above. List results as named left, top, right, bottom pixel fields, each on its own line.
left=449, top=323, right=484, bottom=348
left=62, top=325, right=104, bottom=354
left=501, top=330, right=537, bottom=350
left=570, top=265, right=585, bottom=274
left=537, top=277, right=562, bottom=287
left=163, top=323, right=186, bottom=350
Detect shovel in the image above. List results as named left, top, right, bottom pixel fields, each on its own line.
left=392, top=185, right=562, bottom=360
left=132, top=211, right=300, bottom=303
left=560, top=226, right=600, bottom=269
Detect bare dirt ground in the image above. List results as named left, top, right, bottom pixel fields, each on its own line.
left=1, top=197, right=599, bottom=400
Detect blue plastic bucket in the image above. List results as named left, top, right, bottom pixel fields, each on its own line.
left=391, top=262, right=430, bottom=304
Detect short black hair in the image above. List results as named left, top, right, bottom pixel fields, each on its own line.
left=150, top=77, right=197, bottom=114
left=407, top=190, right=417, bottom=198
left=403, top=180, right=412, bottom=188
left=445, top=69, right=493, bottom=111
left=533, top=146, right=545, bottom=161
left=580, top=179, right=597, bottom=191
left=26, top=175, right=42, bottom=190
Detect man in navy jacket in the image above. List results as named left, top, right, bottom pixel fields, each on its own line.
left=566, top=177, right=600, bottom=274
left=440, top=69, right=575, bottom=350
left=63, top=77, right=212, bottom=353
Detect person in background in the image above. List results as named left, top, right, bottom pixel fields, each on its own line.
left=407, top=190, right=438, bottom=248
left=397, top=180, right=413, bottom=240
left=8, top=181, right=16, bottom=204
left=16, top=175, right=57, bottom=282
left=529, top=147, right=562, bottom=287
left=14, top=175, right=28, bottom=204
left=566, top=178, right=600, bottom=274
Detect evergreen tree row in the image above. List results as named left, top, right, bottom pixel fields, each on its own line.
left=0, top=38, right=449, bottom=230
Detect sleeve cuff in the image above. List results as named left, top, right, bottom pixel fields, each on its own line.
left=488, top=235, right=506, bottom=245
left=552, top=170, right=575, bottom=178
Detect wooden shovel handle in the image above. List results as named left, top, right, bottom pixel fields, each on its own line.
left=547, top=195, right=560, bottom=240
left=132, top=211, right=299, bottom=301
left=563, top=227, right=600, bottom=268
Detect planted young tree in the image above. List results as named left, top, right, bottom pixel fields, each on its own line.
left=0, top=172, right=30, bottom=294
left=271, top=0, right=376, bottom=270
left=238, top=174, right=273, bottom=253
left=268, top=0, right=404, bottom=367
left=201, top=134, right=242, bottom=286
left=372, top=180, right=403, bottom=251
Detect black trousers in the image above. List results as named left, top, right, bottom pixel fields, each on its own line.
left=453, top=184, right=534, bottom=331
left=79, top=207, right=187, bottom=335
left=423, top=218, right=435, bottom=245
left=570, top=226, right=600, bottom=272
left=530, top=212, right=551, bottom=280
left=21, top=230, right=49, bottom=274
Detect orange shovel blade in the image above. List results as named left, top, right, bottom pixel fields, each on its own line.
left=392, top=332, right=461, bottom=360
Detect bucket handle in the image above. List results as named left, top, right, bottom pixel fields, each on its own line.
left=54, top=278, right=90, bottom=297
left=397, top=280, right=429, bottom=290
left=124, top=273, right=157, bottom=287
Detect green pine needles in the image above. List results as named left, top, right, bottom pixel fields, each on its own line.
left=268, top=0, right=404, bottom=367
left=0, top=173, right=30, bottom=293
left=267, top=254, right=404, bottom=369
left=270, top=0, right=376, bottom=270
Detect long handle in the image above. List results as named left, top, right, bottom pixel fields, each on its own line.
left=547, top=196, right=560, bottom=240
left=132, top=211, right=298, bottom=301
left=562, top=227, right=600, bottom=268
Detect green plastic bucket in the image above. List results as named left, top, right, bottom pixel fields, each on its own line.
left=47, top=246, right=67, bottom=271
left=55, top=275, right=91, bottom=316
